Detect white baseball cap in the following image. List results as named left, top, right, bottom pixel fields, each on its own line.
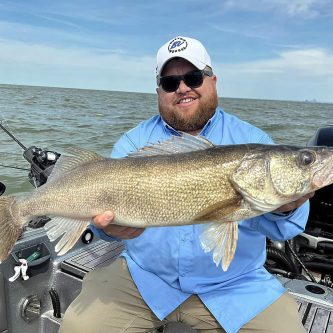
left=156, top=36, right=212, bottom=78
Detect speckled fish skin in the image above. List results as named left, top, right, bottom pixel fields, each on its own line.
left=1, top=137, right=333, bottom=267
left=20, top=145, right=245, bottom=226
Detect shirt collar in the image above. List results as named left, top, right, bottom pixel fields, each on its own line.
left=199, top=108, right=220, bottom=137
left=160, top=118, right=181, bottom=136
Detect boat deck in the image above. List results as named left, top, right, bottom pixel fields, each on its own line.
left=297, top=298, right=333, bottom=332
left=61, top=240, right=333, bottom=333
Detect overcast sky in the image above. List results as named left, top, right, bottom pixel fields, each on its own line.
left=0, top=0, right=332, bottom=102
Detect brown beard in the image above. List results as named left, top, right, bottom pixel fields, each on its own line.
left=159, top=93, right=218, bottom=132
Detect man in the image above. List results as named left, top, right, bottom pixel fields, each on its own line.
left=60, top=36, right=311, bottom=333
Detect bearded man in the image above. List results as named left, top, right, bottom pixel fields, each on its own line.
left=60, top=36, right=309, bottom=333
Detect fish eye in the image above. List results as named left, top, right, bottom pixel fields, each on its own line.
left=299, top=150, right=316, bottom=166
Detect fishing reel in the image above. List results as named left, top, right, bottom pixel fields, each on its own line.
left=0, top=182, right=5, bottom=196
left=0, top=122, right=60, bottom=188
left=23, top=146, right=60, bottom=188
left=21, top=146, right=60, bottom=229
left=0, top=122, right=62, bottom=229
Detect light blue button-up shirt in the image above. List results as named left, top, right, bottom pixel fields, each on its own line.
left=91, top=107, right=309, bottom=333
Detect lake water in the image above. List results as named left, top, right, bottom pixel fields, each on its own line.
left=0, top=84, right=332, bottom=195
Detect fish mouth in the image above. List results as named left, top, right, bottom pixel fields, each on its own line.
left=312, top=151, right=333, bottom=189
left=313, top=162, right=333, bottom=189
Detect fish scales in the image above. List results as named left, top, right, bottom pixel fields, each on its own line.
left=110, top=147, right=244, bottom=226
left=21, top=145, right=245, bottom=227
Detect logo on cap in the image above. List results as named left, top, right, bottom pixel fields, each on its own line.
left=168, top=37, right=188, bottom=53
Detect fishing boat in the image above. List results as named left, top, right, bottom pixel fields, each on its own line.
left=0, top=124, right=332, bottom=333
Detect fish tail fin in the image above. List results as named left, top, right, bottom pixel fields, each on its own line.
left=0, top=196, right=24, bottom=263
left=200, top=222, right=238, bottom=271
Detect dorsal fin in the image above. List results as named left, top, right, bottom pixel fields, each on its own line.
left=47, top=146, right=105, bottom=183
left=128, top=133, right=215, bottom=158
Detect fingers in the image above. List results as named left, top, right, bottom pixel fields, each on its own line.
left=294, top=192, right=315, bottom=208
left=92, top=211, right=145, bottom=240
left=275, top=202, right=295, bottom=213
left=304, top=191, right=315, bottom=200
left=274, top=192, right=315, bottom=213
left=92, top=211, right=115, bottom=228
left=108, top=226, right=145, bottom=239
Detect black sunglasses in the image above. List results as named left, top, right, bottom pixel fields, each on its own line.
left=158, top=69, right=213, bottom=93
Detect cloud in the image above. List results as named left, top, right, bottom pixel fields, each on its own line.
left=0, top=19, right=95, bottom=47
left=216, top=47, right=333, bottom=101
left=0, top=38, right=332, bottom=102
left=221, top=0, right=330, bottom=18
left=0, top=39, right=113, bottom=68
left=222, top=48, right=333, bottom=75
left=31, top=13, right=82, bottom=29
left=0, top=39, right=156, bottom=92
left=209, top=25, right=270, bottom=41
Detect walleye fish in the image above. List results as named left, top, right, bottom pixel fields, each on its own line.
left=0, top=134, right=333, bottom=271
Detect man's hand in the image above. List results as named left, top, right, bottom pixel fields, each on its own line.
left=274, top=192, right=315, bottom=214
left=92, top=211, right=145, bottom=239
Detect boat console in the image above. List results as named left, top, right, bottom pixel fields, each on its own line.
left=0, top=226, right=124, bottom=333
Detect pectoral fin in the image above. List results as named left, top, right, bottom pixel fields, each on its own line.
left=200, top=221, right=238, bottom=271
left=193, top=199, right=241, bottom=271
left=44, top=217, right=90, bottom=255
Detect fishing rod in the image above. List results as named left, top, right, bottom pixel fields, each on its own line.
left=0, top=121, right=60, bottom=188
left=0, top=163, right=30, bottom=171
left=0, top=122, right=30, bottom=171
left=0, top=122, right=27, bottom=150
